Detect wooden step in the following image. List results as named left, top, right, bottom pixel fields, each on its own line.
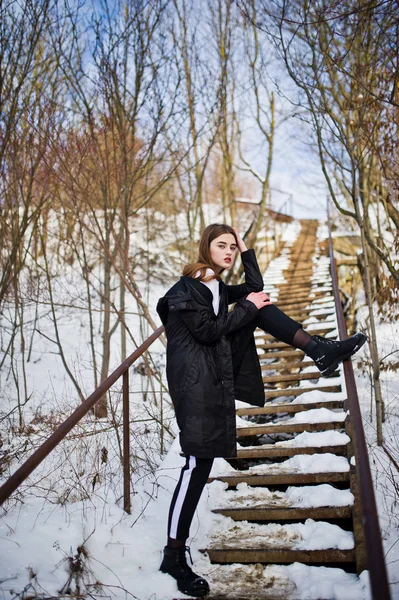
left=273, top=285, right=313, bottom=294
left=258, top=349, right=305, bottom=360
left=278, top=291, right=328, bottom=302
left=256, top=332, right=337, bottom=350
left=279, top=307, right=335, bottom=320
left=278, top=288, right=330, bottom=297
left=271, top=293, right=334, bottom=310
left=203, top=573, right=299, bottom=600
left=212, top=505, right=352, bottom=521
left=236, top=400, right=344, bottom=416
left=261, top=360, right=315, bottom=371
left=256, top=326, right=335, bottom=342
left=264, top=385, right=341, bottom=400
left=209, top=471, right=350, bottom=487
left=204, top=548, right=356, bottom=565
left=237, top=420, right=345, bottom=437
left=280, top=266, right=317, bottom=274
left=256, top=341, right=293, bottom=350
left=275, top=297, right=334, bottom=310
left=277, top=281, right=331, bottom=289
left=235, top=444, right=348, bottom=459
left=262, top=371, right=328, bottom=384
left=266, top=275, right=329, bottom=286
left=286, top=312, right=335, bottom=323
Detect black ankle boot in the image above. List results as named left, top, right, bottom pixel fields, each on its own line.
left=160, top=546, right=210, bottom=597
left=305, top=332, right=367, bottom=377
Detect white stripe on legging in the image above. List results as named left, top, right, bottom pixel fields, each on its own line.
left=169, top=456, right=196, bottom=539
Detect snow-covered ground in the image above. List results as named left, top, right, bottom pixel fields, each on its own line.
left=0, top=215, right=398, bottom=600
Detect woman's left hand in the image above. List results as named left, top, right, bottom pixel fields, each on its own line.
left=233, top=227, right=248, bottom=253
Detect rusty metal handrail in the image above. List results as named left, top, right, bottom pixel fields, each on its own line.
left=328, top=225, right=391, bottom=599
left=0, top=326, right=165, bottom=512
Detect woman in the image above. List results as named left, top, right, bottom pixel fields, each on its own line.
left=156, top=224, right=366, bottom=597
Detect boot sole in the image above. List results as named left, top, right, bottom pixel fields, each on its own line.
left=320, top=334, right=368, bottom=378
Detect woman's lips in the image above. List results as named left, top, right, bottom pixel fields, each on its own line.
left=224, top=258, right=231, bottom=263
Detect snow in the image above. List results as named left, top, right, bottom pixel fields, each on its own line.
left=247, top=453, right=350, bottom=474
left=298, top=374, right=343, bottom=389
left=210, top=482, right=354, bottom=509
left=236, top=408, right=346, bottom=429
left=291, top=389, right=348, bottom=403
left=208, top=519, right=354, bottom=551
left=208, top=454, right=350, bottom=479
left=269, top=430, right=350, bottom=448
left=0, top=212, right=397, bottom=600
left=285, top=563, right=371, bottom=600
left=280, top=408, right=346, bottom=424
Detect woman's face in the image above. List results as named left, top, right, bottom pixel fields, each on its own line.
left=209, top=233, right=237, bottom=272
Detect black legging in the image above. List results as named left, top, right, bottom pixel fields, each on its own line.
left=231, top=303, right=302, bottom=375
left=167, top=455, right=214, bottom=542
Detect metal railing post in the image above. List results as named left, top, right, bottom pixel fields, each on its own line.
left=123, top=369, right=131, bottom=514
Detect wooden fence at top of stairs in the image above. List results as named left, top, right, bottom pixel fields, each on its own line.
left=201, top=219, right=390, bottom=599
left=0, top=219, right=390, bottom=600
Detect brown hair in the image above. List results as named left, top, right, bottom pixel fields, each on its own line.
left=182, top=223, right=237, bottom=281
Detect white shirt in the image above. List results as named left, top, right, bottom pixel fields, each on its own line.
left=197, top=269, right=220, bottom=315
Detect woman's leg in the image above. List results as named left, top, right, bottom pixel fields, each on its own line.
left=256, top=304, right=367, bottom=377
left=255, top=304, right=316, bottom=349
left=167, top=455, right=214, bottom=545
left=255, top=304, right=302, bottom=345
left=160, top=456, right=213, bottom=597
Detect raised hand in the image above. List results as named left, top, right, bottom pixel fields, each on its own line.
left=232, top=227, right=248, bottom=253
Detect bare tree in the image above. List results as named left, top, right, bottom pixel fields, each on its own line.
left=240, top=0, right=399, bottom=444
left=0, top=0, right=61, bottom=307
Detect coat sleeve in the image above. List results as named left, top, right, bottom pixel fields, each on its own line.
left=226, top=249, right=264, bottom=304
left=178, top=298, right=259, bottom=345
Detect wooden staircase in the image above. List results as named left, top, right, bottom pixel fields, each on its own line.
left=201, top=220, right=365, bottom=599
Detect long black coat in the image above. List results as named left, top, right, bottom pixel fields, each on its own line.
left=156, top=249, right=265, bottom=458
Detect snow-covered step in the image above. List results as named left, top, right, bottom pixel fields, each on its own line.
left=235, top=445, right=348, bottom=460
left=276, top=298, right=335, bottom=311
left=213, top=505, right=352, bottom=522
left=279, top=288, right=327, bottom=298
left=236, top=431, right=350, bottom=459
left=212, top=483, right=353, bottom=521
left=272, top=300, right=334, bottom=313
left=204, top=520, right=356, bottom=565
left=263, top=385, right=342, bottom=400
left=262, top=371, right=336, bottom=384
left=255, top=324, right=335, bottom=341
left=212, top=483, right=353, bottom=509
left=236, top=409, right=346, bottom=438
left=236, top=420, right=345, bottom=438
left=257, top=349, right=305, bottom=360
left=212, top=452, right=349, bottom=481
left=282, top=307, right=335, bottom=320
left=236, top=400, right=344, bottom=416
left=210, top=471, right=350, bottom=488
left=255, top=340, right=301, bottom=350
left=203, top=563, right=365, bottom=600
left=303, top=315, right=336, bottom=325
left=277, top=279, right=330, bottom=287
left=309, top=306, right=336, bottom=316
left=260, top=360, right=316, bottom=371
left=302, top=320, right=336, bottom=330
left=261, top=360, right=314, bottom=371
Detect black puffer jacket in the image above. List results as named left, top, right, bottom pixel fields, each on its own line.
left=156, top=249, right=265, bottom=458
